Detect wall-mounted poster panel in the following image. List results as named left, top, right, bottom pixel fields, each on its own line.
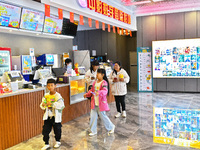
left=153, top=107, right=200, bottom=149
left=153, top=39, right=200, bottom=78
left=137, top=47, right=153, bottom=92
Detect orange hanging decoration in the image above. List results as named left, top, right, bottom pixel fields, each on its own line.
left=70, top=12, right=74, bottom=23
left=102, top=22, right=105, bottom=31
left=58, top=8, right=63, bottom=20
left=88, top=18, right=92, bottom=27
left=79, top=15, right=84, bottom=25
left=113, top=26, right=116, bottom=33
left=108, top=24, right=110, bottom=32
left=96, top=20, right=99, bottom=29
left=45, top=4, right=50, bottom=17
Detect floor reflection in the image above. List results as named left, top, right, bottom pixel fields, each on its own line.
left=7, top=92, right=200, bottom=150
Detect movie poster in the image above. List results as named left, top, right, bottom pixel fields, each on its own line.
left=153, top=39, right=200, bottom=78
left=154, top=107, right=200, bottom=149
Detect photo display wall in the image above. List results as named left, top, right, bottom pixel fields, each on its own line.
left=153, top=107, right=200, bottom=149
left=153, top=39, right=200, bottom=78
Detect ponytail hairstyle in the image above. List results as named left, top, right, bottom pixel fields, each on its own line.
left=90, top=60, right=99, bottom=73
left=113, top=61, right=122, bottom=75
left=97, top=68, right=110, bottom=96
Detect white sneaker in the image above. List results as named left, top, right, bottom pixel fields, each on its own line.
left=89, top=132, right=97, bottom=136
left=122, top=111, right=126, bottom=118
left=115, top=112, right=121, bottom=118
left=109, top=125, right=115, bottom=134
left=41, top=145, right=50, bottom=150
left=54, top=141, right=61, bottom=148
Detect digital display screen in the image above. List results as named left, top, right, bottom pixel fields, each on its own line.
left=46, top=54, right=54, bottom=65
left=20, top=8, right=44, bottom=32
left=43, top=15, right=63, bottom=34
left=154, top=107, right=200, bottom=149
left=0, top=2, right=21, bottom=28
left=153, top=39, right=200, bottom=78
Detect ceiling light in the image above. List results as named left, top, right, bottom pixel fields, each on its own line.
left=125, top=0, right=151, bottom=6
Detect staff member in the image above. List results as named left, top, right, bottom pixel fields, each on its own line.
left=63, top=58, right=72, bottom=75
left=85, top=60, right=99, bottom=91
left=109, top=61, right=130, bottom=118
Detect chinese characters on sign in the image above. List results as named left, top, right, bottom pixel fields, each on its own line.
left=87, top=0, right=131, bottom=25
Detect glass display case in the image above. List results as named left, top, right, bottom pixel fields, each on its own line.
left=69, top=75, right=87, bottom=104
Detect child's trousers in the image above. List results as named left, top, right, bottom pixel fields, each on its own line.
left=42, top=117, right=62, bottom=144
left=90, top=106, right=115, bottom=133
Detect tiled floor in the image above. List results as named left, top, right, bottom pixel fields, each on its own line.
left=7, top=91, right=200, bottom=150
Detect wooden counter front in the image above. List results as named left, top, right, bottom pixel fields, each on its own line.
left=0, top=90, right=44, bottom=150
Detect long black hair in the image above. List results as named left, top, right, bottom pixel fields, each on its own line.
left=90, top=60, right=99, bottom=73
left=113, top=61, right=122, bottom=75
left=97, top=68, right=110, bottom=95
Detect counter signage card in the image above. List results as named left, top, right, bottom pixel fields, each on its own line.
left=29, top=48, right=34, bottom=56
left=153, top=107, right=200, bottom=149
left=43, top=15, right=63, bottom=34
left=21, top=55, right=32, bottom=75
left=137, top=47, right=153, bottom=92
left=0, top=2, right=21, bottom=28
left=20, top=8, right=44, bottom=32
left=153, top=39, right=200, bottom=78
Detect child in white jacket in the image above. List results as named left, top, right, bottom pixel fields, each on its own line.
left=109, top=61, right=130, bottom=118
left=40, top=79, right=65, bottom=150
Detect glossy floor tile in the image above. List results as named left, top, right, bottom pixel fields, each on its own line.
left=7, top=91, right=200, bottom=150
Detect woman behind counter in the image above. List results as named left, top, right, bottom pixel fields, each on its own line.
left=63, top=58, right=72, bottom=75
left=85, top=60, right=99, bottom=91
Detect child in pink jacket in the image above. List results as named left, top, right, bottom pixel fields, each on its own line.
left=84, top=68, right=115, bottom=136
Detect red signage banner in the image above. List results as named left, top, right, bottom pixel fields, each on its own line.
left=130, top=30, right=132, bottom=37
left=88, top=18, right=92, bottom=27
left=117, top=27, right=120, bottom=34
left=86, top=0, right=131, bottom=25
left=108, top=24, right=110, bottom=32
left=96, top=20, right=99, bottom=29
left=45, top=4, right=50, bottom=17
left=80, top=15, right=84, bottom=25
left=126, top=29, right=128, bottom=35
left=70, top=12, right=74, bottom=23
left=102, top=22, right=105, bottom=31
left=113, top=26, right=116, bottom=33
left=58, top=8, right=63, bottom=20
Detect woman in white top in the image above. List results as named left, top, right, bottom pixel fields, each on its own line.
left=109, top=61, right=130, bottom=118
left=85, top=60, right=99, bottom=92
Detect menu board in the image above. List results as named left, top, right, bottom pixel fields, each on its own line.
left=153, top=39, right=200, bottom=78
left=0, top=2, right=21, bottom=28
left=154, top=107, right=200, bottom=149
left=43, top=15, right=63, bottom=34
left=138, top=47, right=152, bottom=92
left=21, top=55, right=32, bottom=75
left=20, top=8, right=44, bottom=32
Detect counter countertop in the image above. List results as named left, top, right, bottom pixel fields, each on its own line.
left=0, top=83, right=70, bottom=99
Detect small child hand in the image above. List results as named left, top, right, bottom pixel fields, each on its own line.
left=84, top=94, right=87, bottom=98
left=119, top=78, right=124, bottom=82
left=46, top=101, right=52, bottom=106
left=42, top=102, right=46, bottom=107
left=96, top=92, right=99, bottom=96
